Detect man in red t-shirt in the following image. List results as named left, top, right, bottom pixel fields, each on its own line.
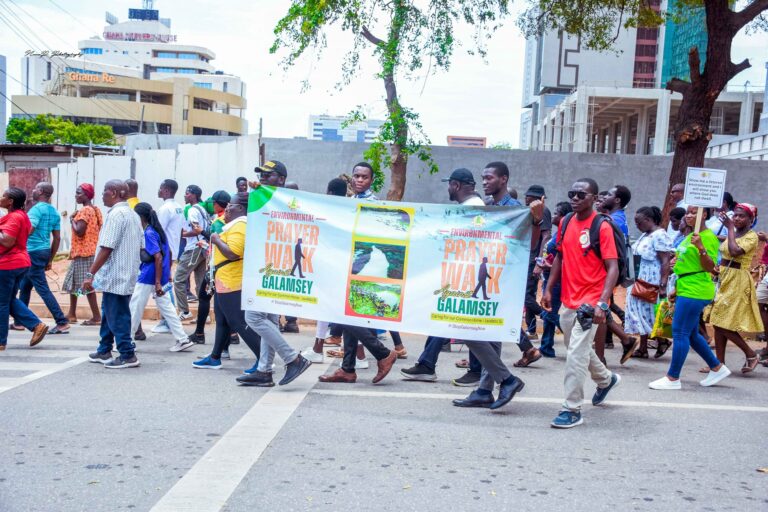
left=541, top=178, right=621, bottom=429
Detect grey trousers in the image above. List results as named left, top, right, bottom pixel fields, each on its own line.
left=244, top=310, right=298, bottom=373
left=173, top=247, right=206, bottom=313
left=463, top=341, right=513, bottom=392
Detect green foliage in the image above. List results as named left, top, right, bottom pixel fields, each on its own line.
left=348, top=106, right=438, bottom=192
left=272, top=1, right=509, bottom=193
left=490, top=141, right=513, bottom=150
left=5, top=115, right=115, bottom=145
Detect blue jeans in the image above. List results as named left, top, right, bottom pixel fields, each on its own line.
left=0, top=267, right=42, bottom=345
left=17, top=249, right=67, bottom=326
left=97, top=292, right=135, bottom=358
left=540, top=276, right=561, bottom=357
left=417, top=336, right=449, bottom=371
left=667, top=296, right=720, bottom=379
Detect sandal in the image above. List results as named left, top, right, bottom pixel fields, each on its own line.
left=654, top=339, right=671, bottom=359
left=81, top=319, right=101, bottom=326
left=620, top=337, right=639, bottom=365
left=632, top=349, right=649, bottom=359
left=324, top=336, right=342, bottom=346
left=741, top=356, right=759, bottom=374
left=455, top=358, right=469, bottom=369
left=9, top=323, right=25, bottom=331
left=513, top=348, right=542, bottom=368
left=49, top=326, right=70, bottom=335
left=325, top=349, right=344, bottom=358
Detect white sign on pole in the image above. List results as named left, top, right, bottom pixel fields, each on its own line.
left=684, top=167, right=727, bottom=208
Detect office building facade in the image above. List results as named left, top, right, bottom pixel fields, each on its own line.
left=308, top=115, right=383, bottom=143
left=12, top=4, right=246, bottom=136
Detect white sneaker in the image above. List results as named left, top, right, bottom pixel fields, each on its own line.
left=648, top=376, right=681, bottom=390
left=355, top=358, right=369, bottom=369
left=179, top=311, right=193, bottom=322
left=221, top=349, right=231, bottom=360
left=700, top=365, right=731, bottom=387
left=170, top=340, right=195, bottom=352
left=301, top=348, right=323, bottom=364
left=151, top=320, right=171, bottom=334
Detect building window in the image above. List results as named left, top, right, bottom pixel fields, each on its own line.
left=156, top=52, right=177, bottom=59
left=82, top=47, right=103, bottom=55
left=177, top=53, right=201, bottom=60
left=65, top=67, right=99, bottom=75
left=183, top=109, right=188, bottom=121
left=122, top=50, right=128, bottom=55
left=46, top=62, right=51, bottom=80
left=194, top=82, right=212, bottom=89
left=223, top=82, right=228, bottom=93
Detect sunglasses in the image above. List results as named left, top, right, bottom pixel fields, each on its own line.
left=259, top=171, right=278, bottom=180
left=567, top=190, right=591, bottom=200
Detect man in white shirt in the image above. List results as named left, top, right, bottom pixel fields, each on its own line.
left=173, top=184, right=209, bottom=320
left=157, top=179, right=185, bottom=260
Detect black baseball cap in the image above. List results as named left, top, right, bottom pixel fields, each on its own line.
left=255, top=160, right=287, bottom=177
left=524, top=185, right=546, bottom=198
left=441, top=168, right=475, bottom=185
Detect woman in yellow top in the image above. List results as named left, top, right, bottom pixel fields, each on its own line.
left=709, top=203, right=763, bottom=373
left=192, top=193, right=262, bottom=370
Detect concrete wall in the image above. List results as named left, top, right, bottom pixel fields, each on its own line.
left=118, top=134, right=768, bottom=236
left=260, top=137, right=768, bottom=233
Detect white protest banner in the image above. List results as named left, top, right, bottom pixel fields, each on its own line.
left=684, top=167, right=727, bottom=208
left=241, top=186, right=533, bottom=342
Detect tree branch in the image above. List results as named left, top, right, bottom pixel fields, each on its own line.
left=688, top=46, right=701, bottom=83
left=361, top=26, right=385, bottom=46
left=733, top=0, right=768, bottom=31
left=666, top=78, right=691, bottom=94
left=729, top=58, right=752, bottom=79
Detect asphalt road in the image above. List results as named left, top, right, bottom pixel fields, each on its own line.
left=1, top=323, right=766, bottom=511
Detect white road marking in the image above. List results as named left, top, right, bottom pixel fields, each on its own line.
left=5, top=337, right=96, bottom=348
left=0, top=349, right=91, bottom=359
left=310, top=389, right=768, bottom=413
left=150, top=361, right=329, bottom=512
left=0, top=361, right=62, bottom=371
left=0, top=357, right=88, bottom=395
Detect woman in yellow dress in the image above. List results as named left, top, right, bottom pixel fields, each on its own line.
left=709, top=203, right=763, bottom=373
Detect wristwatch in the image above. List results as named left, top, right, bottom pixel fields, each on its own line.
left=596, top=301, right=610, bottom=312
left=85, top=272, right=94, bottom=279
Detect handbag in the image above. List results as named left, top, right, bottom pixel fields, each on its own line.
left=140, top=248, right=154, bottom=263
left=631, top=278, right=660, bottom=303
left=651, top=299, right=674, bottom=339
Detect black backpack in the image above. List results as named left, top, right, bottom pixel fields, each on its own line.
left=559, top=212, right=635, bottom=288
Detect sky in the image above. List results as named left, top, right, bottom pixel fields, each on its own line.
left=1, top=0, right=767, bottom=148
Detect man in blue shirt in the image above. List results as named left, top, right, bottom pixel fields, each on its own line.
left=601, top=185, right=631, bottom=238
left=16, top=182, right=69, bottom=334
left=595, top=184, right=635, bottom=358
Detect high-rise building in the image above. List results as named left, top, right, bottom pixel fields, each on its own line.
left=308, top=115, right=383, bottom=142
left=0, top=55, right=6, bottom=143
left=12, top=3, right=247, bottom=136
left=517, top=1, right=763, bottom=156
left=660, top=1, right=707, bottom=86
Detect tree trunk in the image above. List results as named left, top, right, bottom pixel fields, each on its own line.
left=661, top=0, right=756, bottom=225
left=387, top=143, right=407, bottom=201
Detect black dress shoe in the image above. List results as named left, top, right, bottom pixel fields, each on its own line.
left=490, top=376, right=525, bottom=410
left=236, top=370, right=275, bottom=387
left=452, top=390, right=494, bottom=408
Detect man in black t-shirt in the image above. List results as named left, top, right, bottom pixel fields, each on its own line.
left=522, top=185, right=551, bottom=344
